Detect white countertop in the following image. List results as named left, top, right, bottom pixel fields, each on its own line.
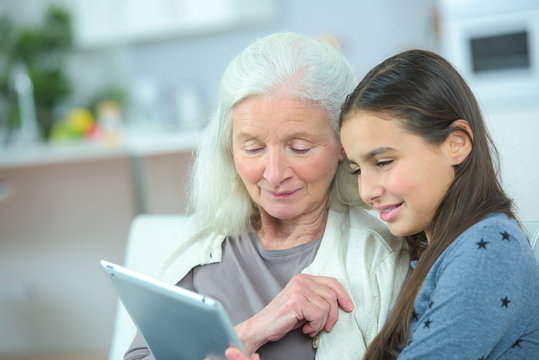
left=0, top=130, right=202, bottom=169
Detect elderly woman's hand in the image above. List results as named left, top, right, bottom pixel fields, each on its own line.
left=225, top=347, right=259, bottom=360
left=234, top=273, right=354, bottom=354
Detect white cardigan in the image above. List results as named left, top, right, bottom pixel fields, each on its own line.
left=158, top=206, right=410, bottom=359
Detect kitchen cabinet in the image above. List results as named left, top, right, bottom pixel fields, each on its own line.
left=0, top=156, right=133, bottom=356
left=0, top=132, right=197, bottom=356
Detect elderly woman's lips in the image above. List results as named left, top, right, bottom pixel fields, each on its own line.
left=266, top=189, right=298, bottom=198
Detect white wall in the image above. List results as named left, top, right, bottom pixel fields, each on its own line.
left=436, top=0, right=539, bottom=221
left=118, top=0, right=437, bottom=116
left=484, top=108, right=539, bottom=222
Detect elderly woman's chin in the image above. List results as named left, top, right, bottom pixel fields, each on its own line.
left=255, top=193, right=330, bottom=222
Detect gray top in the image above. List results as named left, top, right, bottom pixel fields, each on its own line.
left=125, top=229, right=322, bottom=360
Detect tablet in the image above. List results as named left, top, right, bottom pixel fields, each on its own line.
left=100, top=260, right=246, bottom=360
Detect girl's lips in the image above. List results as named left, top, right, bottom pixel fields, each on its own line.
left=377, top=203, right=403, bottom=222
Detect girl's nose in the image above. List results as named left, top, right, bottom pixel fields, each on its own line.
left=358, top=172, right=383, bottom=204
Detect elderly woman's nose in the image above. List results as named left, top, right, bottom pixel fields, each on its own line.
left=264, top=148, right=288, bottom=185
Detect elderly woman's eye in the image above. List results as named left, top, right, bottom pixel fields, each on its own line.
left=291, top=147, right=310, bottom=154
left=245, top=147, right=264, bottom=154
left=242, top=140, right=265, bottom=154
left=289, top=141, right=312, bottom=154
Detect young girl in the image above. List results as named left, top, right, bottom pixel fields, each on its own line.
left=225, top=49, right=539, bottom=360
left=338, top=49, right=539, bottom=359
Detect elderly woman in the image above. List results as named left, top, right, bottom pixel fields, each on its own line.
left=124, top=32, right=409, bottom=360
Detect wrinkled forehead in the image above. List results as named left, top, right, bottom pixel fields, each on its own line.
left=231, top=95, right=338, bottom=141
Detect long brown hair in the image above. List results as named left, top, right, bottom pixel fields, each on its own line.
left=339, top=49, right=514, bottom=359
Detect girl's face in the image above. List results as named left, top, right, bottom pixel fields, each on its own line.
left=340, top=111, right=457, bottom=241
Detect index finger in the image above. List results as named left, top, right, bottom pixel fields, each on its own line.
left=314, top=275, right=354, bottom=312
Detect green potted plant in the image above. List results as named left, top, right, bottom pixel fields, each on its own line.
left=0, top=3, right=73, bottom=141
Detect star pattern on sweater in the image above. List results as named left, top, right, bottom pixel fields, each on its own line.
left=476, top=239, right=489, bottom=249
left=512, top=339, right=523, bottom=348
left=411, top=309, right=419, bottom=321
left=406, top=226, right=530, bottom=356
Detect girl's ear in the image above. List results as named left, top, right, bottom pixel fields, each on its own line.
left=444, top=119, right=474, bottom=166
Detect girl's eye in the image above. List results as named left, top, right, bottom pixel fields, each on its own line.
left=377, top=159, right=393, bottom=168
left=351, top=167, right=361, bottom=176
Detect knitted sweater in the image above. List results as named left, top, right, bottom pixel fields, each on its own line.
left=399, top=213, right=539, bottom=359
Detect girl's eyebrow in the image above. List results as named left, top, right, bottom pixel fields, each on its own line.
left=362, top=147, right=394, bottom=162
left=346, top=147, right=394, bottom=166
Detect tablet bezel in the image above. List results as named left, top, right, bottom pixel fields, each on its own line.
left=100, top=260, right=246, bottom=359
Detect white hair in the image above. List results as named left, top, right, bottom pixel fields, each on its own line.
left=189, top=32, right=364, bottom=235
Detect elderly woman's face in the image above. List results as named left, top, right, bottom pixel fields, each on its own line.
left=232, top=96, right=344, bottom=220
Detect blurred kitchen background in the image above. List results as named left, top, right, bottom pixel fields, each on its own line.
left=0, top=0, right=538, bottom=359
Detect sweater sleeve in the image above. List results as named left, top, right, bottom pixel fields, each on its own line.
left=123, top=331, right=154, bottom=360
left=399, top=217, right=538, bottom=359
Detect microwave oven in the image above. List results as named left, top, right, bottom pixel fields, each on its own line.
left=438, top=0, right=539, bottom=110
